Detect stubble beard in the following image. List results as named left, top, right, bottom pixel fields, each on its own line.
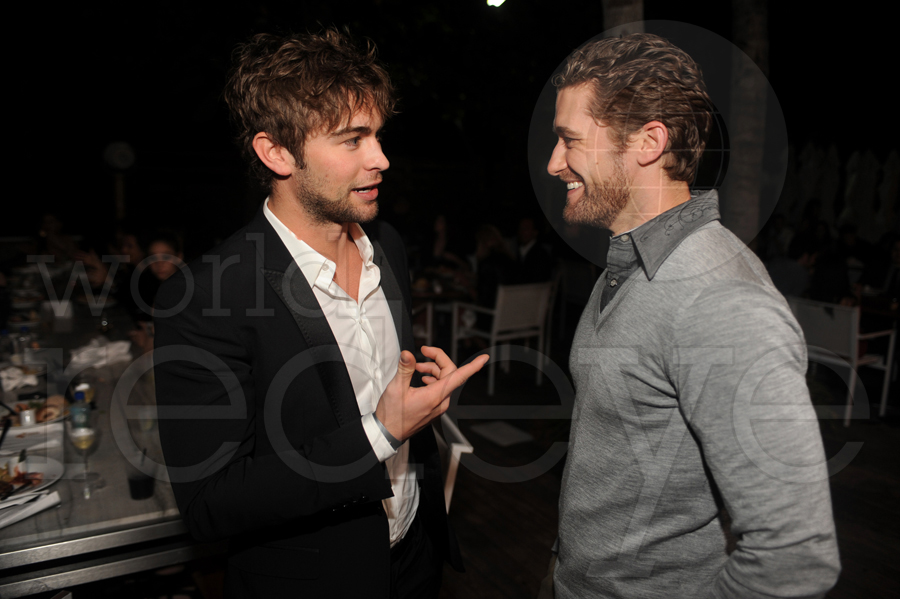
left=295, top=171, right=379, bottom=226
left=563, top=151, right=631, bottom=231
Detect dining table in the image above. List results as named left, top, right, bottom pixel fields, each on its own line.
left=0, top=301, right=224, bottom=598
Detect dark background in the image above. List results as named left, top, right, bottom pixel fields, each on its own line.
left=8, top=0, right=893, bottom=259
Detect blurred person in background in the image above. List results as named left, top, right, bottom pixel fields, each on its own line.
left=514, top=215, right=554, bottom=284
left=858, top=234, right=900, bottom=301
left=765, top=236, right=815, bottom=299
left=37, top=212, right=78, bottom=262
left=72, top=222, right=147, bottom=301
left=470, top=224, right=516, bottom=309
left=128, top=230, right=184, bottom=355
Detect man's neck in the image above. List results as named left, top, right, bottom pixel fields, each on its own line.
left=609, top=176, right=692, bottom=236
left=267, top=191, right=364, bottom=302
left=268, top=189, right=355, bottom=263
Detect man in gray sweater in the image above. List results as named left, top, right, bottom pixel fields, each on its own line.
left=543, top=34, right=840, bottom=598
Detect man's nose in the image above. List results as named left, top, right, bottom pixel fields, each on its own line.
left=369, top=140, right=390, bottom=172
left=547, top=139, right=565, bottom=175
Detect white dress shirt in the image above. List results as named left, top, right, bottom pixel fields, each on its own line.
left=264, top=199, right=419, bottom=546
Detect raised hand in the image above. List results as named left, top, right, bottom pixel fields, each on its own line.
left=375, top=347, right=488, bottom=443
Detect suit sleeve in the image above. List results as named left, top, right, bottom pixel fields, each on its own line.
left=673, top=281, right=840, bottom=599
left=153, top=271, right=393, bottom=543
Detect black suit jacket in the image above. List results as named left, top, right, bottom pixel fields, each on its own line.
left=515, top=242, right=554, bottom=284
left=154, top=206, right=460, bottom=598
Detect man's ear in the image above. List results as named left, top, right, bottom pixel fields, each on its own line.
left=634, top=121, right=669, bottom=168
left=251, top=132, right=295, bottom=177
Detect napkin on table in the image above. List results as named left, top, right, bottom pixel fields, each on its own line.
left=67, top=339, right=132, bottom=371
left=1, top=367, right=38, bottom=392
left=0, top=491, right=61, bottom=530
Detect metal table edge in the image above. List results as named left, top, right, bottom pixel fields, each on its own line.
left=0, top=518, right=189, bottom=569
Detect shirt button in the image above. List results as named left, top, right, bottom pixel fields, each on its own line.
left=621, top=234, right=630, bottom=242
left=609, top=279, right=618, bottom=287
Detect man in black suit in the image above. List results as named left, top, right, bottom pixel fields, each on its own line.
left=153, top=30, right=487, bottom=598
left=514, top=216, right=554, bottom=284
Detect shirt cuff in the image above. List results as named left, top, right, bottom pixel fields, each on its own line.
left=362, top=412, right=398, bottom=462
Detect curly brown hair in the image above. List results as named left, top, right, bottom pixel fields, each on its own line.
left=224, top=28, right=396, bottom=190
left=553, top=33, right=713, bottom=183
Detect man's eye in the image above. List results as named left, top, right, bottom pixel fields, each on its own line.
left=345, top=137, right=360, bottom=147
left=563, top=137, right=575, bottom=148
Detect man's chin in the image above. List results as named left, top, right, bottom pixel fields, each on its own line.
left=563, top=204, right=608, bottom=230
left=356, top=202, right=379, bottom=224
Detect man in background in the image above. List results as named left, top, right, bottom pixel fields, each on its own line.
left=514, top=216, right=554, bottom=283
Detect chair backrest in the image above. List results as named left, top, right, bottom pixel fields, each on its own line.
left=432, top=413, right=474, bottom=512
left=492, top=282, right=554, bottom=334
left=786, top=296, right=860, bottom=359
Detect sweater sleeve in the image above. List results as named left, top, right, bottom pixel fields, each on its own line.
left=673, top=280, right=840, bottom=599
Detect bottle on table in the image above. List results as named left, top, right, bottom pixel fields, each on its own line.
left=70, top=391, right=90, bottom=429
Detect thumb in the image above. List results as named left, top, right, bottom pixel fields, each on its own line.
left=395, top=350, right=416, bottom=385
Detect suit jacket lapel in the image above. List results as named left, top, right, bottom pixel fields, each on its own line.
left=249, top=207, right=361, bottom=427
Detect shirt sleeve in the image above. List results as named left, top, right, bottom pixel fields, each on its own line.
left=673, top=280, right=841, bottom=599
left=361, top=412, right=399, bottom=462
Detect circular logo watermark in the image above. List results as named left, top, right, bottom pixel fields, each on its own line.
left=528, top=20, right=787, bottom=267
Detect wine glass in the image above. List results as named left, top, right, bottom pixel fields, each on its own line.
left=67, top=411, right=104, bottom=499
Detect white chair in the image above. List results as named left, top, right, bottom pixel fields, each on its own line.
left=432, top=413, right=473, bottom=512
left=451, top=282, right=554, bottom=395
left=787, top=297, right=897, bottom=426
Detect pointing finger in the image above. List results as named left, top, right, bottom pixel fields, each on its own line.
left=429, top=353, right=490, bottom=397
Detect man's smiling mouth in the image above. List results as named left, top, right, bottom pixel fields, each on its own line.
left=352, top=181, right=381, bottom=195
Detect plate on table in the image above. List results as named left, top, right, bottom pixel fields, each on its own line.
left=0, top=456, right=64, bottom=501
left=0, top=396, right=68, bottom=429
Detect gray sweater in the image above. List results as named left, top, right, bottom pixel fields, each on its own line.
left=556, top=194, right=840, bottom=598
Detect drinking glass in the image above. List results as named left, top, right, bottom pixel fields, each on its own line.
left=67, top=411, right=104, bottom=499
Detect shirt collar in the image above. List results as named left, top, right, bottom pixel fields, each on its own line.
left=616, top=189, right=720, bottom=280
left=263, top=197, right=376, bottom=293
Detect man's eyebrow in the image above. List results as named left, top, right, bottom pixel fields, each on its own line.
left=329, top=125, right=373, bottom=138
left=553, top=125, right=579, bottom=137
